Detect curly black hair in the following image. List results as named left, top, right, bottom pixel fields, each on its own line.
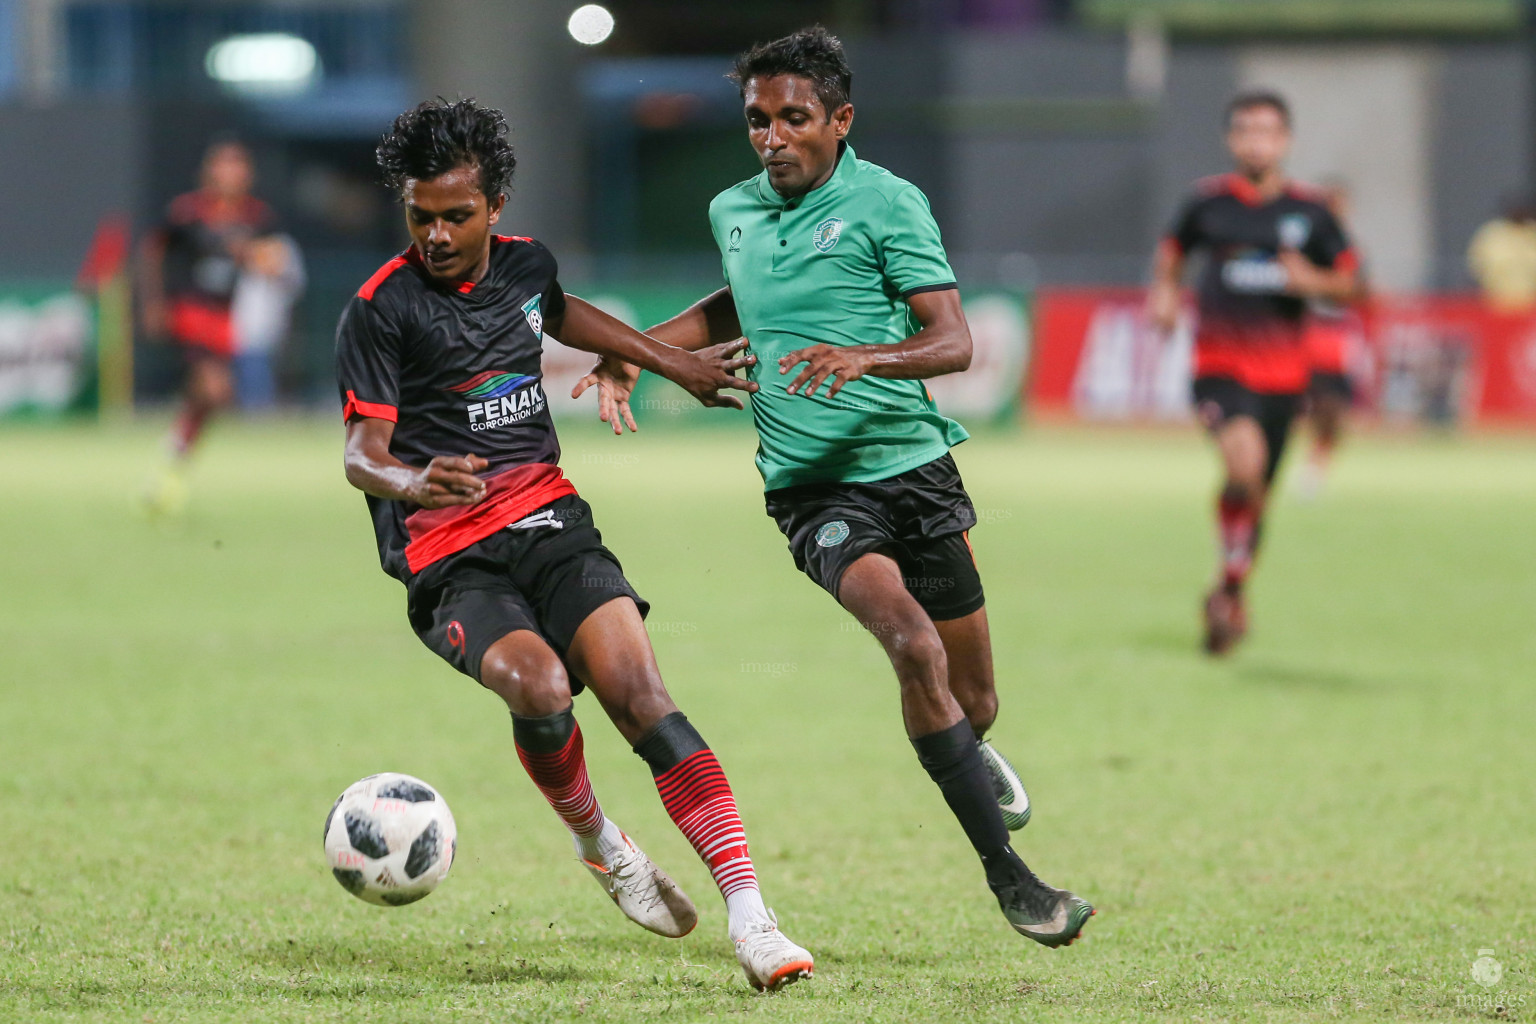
left=376, top=98, right=516, bottom=200
left=730, top=26, right=852, bottom=120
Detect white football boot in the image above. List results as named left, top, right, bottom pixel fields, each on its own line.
left=580, top=832, right=698, bottom=938
left=979, top=739, right=1032, bottom=831
left=733, top=910, right=814, bottom=991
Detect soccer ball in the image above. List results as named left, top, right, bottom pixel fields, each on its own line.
left=323, top=773, right=457, bottom=906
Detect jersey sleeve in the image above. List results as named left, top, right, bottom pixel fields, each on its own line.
left=335, top=294, right=402, bottom=423
left=1304, top=206, right=1355, bottom=271
left=878, top=185, right=957, bottom=297
left=1164, top=195, right=1205, bottom=256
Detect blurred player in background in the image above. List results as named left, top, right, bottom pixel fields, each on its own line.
left=1297, top=180, right=1367, bottom=500
left=1147, top=91, right=1358, bottom=654
left=576, top=27, right=1094, bottom=950
left=336, top=99, right=812, bottom=991
left=137, top=137, right=288, bottom=512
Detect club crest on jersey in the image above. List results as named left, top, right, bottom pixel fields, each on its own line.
left=812, top=217, right=845, bottom=253
left=815, top=520, right=850, bottom=547
left=447, top=370, right=545, bottom=431
left=522, top=295, right=544, bottom=339
left=1277, top=213, right=1311, bottom=249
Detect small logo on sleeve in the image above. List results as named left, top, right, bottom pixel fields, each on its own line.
left=728, top=226, right=742, bottom=253
left=522, top=295, right=544, bottom=339
left=815, top=520, right=850, bottom=547
left=813, top=217, right=845, bottom=253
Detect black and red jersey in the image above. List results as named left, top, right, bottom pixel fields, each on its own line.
left=335, top=235, right=575, bottom=581
left=1164, top=174, right=1356, bottom=393
left=159, top=191, right=276, bottom=307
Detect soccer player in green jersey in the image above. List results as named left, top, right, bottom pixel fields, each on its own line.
left=574, top=27, right=1093, bottom=949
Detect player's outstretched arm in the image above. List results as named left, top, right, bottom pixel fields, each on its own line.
left=645, top=287, right=743, bottom=352
left=555, top=294, right=757, bottom=411
left=778, top=287, right=971, bottom=399
left=569, top=288, right=745, bottom=435
left=343, top=417, right=488, bottom=509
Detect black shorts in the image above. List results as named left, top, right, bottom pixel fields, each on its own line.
left=764, top=453, right=985, bottom=621
left=1308, top=370, right=1353, bottom=402
left=1192, top=376, right=1301, bottom=484
left=404, top=495, right=649, bottom=689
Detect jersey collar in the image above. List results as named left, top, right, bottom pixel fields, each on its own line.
left=756, top=142, right=856, bottom=208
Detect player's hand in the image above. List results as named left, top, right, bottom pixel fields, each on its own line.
left=666, top=338, right=758, bottom=411
left=571, top=356, right=641, bottom=434
left=779, top=344, right=871, bottom=398
left=410, top=454, right=488, bottom=509
left=1145, top=285, right=1180, bottom=337
left=1278, top=249, right=1324, bottom=297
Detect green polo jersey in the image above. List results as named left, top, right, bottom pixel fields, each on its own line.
left=708, top=145, right=969, bottom=491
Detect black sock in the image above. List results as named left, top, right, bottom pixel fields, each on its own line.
left=911, top=719, right=1016, bottom=873
left=631, top=711, right=708, bottom=776
left=510, top=704, right=576, bottom=753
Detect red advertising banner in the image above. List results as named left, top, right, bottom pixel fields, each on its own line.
left=1030, top=288, right=1536, bottom=426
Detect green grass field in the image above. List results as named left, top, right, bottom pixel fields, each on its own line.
left=2, top=417, right=1532, bottom=1023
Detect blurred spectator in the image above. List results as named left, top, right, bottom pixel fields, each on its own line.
left=1467, top=195, right=1536, bottom=312
left=231, top=234, right=306, bottom=409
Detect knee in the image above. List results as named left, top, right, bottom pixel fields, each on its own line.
left=882, top=621, right=947, bottom=687
left=479, top=642, right=571, bottom=716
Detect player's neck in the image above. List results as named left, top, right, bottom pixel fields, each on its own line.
left=1238, top=167, right=1286, bottom=201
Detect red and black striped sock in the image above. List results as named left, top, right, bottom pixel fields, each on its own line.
left=512, top=705, right=606, bottom=841
left=1217, top=485, right=1259, bottom=591
left=634, top=712, right=759, bottom=900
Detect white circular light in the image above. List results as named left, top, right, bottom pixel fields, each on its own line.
left=205, top=33, right=319, bottom=92
left=567, top=4, right=615, bottom=46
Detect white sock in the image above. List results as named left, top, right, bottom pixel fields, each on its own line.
left=726, top=886, right=772, bottom=940
left=572, top=816, right=629, bottom=865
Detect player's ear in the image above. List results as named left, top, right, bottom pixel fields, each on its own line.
left=831, top=102, right=854, bottom=140
left=486, top=193, right=505, bottom=226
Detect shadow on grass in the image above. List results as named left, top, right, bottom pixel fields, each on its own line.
left=253, top=937, right=592, bottom=986
left=1235, top=660, right=1377, bottom=692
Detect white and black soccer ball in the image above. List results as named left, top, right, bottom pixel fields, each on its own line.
left=323, top=773, right=457, bottom=907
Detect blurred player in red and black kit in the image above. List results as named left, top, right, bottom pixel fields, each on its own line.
left=335, top=99, right=813, bottom=991
left=1147, top=91, right=1358, bottom=654
left=138, top=137, right=284, bottom=512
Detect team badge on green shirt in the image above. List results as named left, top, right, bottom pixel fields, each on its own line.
left=813, top=217, right=844, bottom=253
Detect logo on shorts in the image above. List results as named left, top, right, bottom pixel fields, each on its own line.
left=815, top=520, right=850, bottom=547
left=446, top=621, right=465, bottom=651
left=812, top=217, right=845, bottom=253
left=522, top=294, right=544, bottom=339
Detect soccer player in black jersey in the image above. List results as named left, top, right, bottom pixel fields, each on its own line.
left=335, top=99, right=812, bottom=991
left=1147, top=91, right=1358, bottom=653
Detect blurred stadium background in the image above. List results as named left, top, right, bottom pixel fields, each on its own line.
left=4, top=0, right=1536, bottom=428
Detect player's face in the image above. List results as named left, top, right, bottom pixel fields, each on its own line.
left=743, top=74, right=853, bottom=197
left=202, top=143, right=254, bottom=199
left=401, top=165, right=505, bottom=283
left=1225, top=105, right=1290, bottom=178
